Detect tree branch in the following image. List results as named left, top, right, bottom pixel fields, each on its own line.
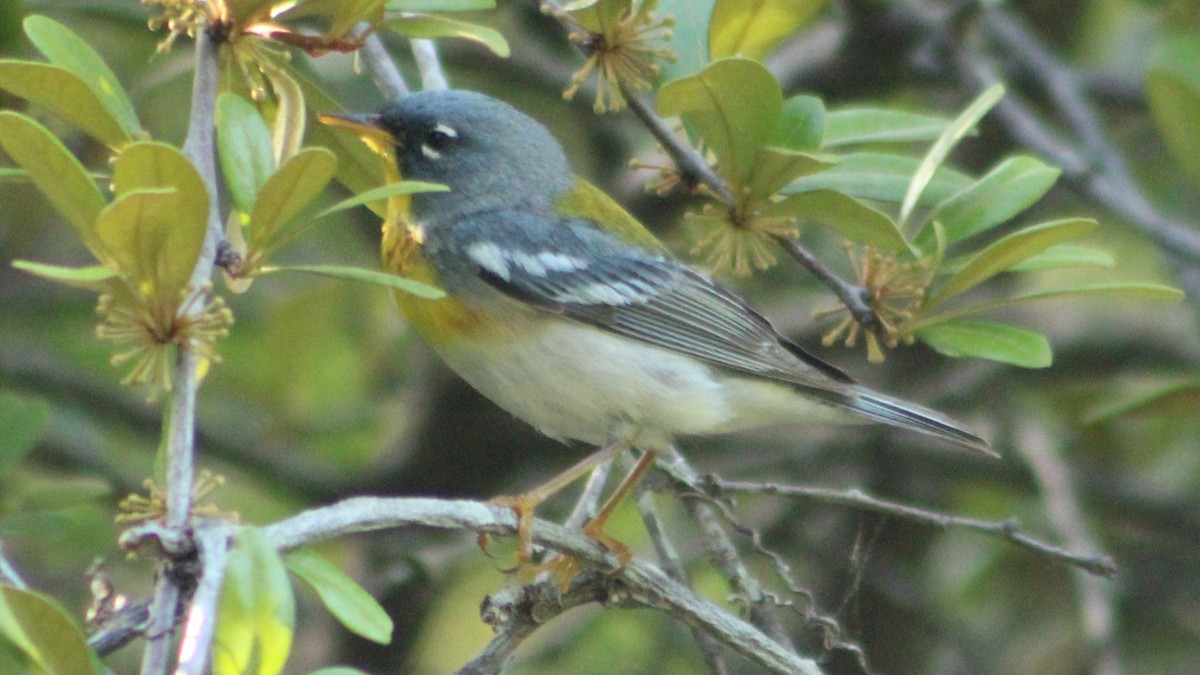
left=357, top=27, right=410, bottom=100
left=261, top=496, right=823, bottom=674
left=173, top=521, right=235, bottom=675
left=714, top=478, right=1117, bottom=577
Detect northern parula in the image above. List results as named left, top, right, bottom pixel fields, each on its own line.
left=323, top=90, right=991, bottom=554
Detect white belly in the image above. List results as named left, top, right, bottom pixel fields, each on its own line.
left=437, top=320, right=742, bottom=448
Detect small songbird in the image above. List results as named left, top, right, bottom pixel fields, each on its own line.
left=322, top=90, right=992, bottom=558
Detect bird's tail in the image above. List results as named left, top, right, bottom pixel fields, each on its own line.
left=849, top=387, right=996, bottom=458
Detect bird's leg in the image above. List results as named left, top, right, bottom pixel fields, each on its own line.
left=580, top=449, right=659, bottom=563
left=487, top=438, right=630, bottom=563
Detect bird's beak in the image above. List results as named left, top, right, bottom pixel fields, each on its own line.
left=317, top=112, right=396, bottom=154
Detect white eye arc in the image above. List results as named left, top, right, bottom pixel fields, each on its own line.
left=420, top=123, right=459, bottom=160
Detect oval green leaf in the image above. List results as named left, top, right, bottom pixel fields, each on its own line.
left=217, top=93, right=276, bottom=214
left=0, top=584, right=103, bottom=675
left=918, top=320, right=1052, bottom=368
left=921, top=155, right=1060, bottom=246
left=95, top=189, right=205, bottom=307
left=284, top=550, right=393, bottom=645
left=709, top=0, right=827, bottom=60
left=899, top=83, right=1005, bottom=230
left=786, top=152, right=973, bottom=206
left=255, top=49, right=306, bottom=164
left=0, top=61, right=131, bottom=148
left=768, top=94, right=824, bottom=152
left=927, top=218, right=1097, bottom=307
left=250, top=147, right=338, bottom=253
left=746, top=146, right=834, bottom=201
left=823, top=108, right=953, bottom=147
left=658, top=57, right=782, bottom=186
left=22, top=15, right=141, bottom=139
left=384, top=14, right=511, bottom=57
left=259, top=264, right=445, bottom=298
left=765, top=189, right=909, bottom=251
left=0, top=111, right=108, bottom=259
left=215, top=528, right=296, bottom=675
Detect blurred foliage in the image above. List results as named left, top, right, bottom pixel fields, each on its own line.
left=0, top=0, right=1197, bottom=673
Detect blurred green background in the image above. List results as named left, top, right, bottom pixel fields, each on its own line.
left=1, top=0, right=1198, bottom=673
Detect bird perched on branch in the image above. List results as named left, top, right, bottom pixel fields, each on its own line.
left=322, top=90, right=992, bottom=563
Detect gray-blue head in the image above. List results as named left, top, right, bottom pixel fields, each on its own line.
left=368, top=90, right=573, bottom=222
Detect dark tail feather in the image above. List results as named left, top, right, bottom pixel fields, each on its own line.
left=851, top=387, right=996, bottom=458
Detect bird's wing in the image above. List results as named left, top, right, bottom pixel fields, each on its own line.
left=447, top=211, right=853, bottom=388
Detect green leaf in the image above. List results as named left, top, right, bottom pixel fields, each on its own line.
left=284, top=550, right=393, bottom=645
left=10, top=261, right=116, bottom=289
left=112, top=141, right=208, bottom=203
left=1007, top=244, right=1114, bottom=272
left=927, top=218, right=1097, bottom=307
left=919, top=155, right=1060, bottom=246
left=0, top=111, right=108, bottom=259
left=768, top=94, right=824, bottom=151
left=765, top=189, right=909, bottom=251
left=1147, top=70, right=1200, bottom=191
left=217, top=93, right=276, bottom=214
left=384, top=14, right=510, bottom=57
left=709, top=0, right=827, bottom=60
left=0, top=61, right=132, bottom=148
left=918, top=320, right=1052, bottom=368
left=0, top=584, right=103, bottom=675
left=259, top=265, right=446, bottom=299
left=899, top=83, right=1005, bottom=230
left=745, top=146, right=834, bottom=201
left=0, top=392, right=49, bottom=473
left=823, top=108, right=953, bottom=147
left=95, top=189, right=205, bottom=308
left=317, top=180, right=448, bottom=218
left=655, top=0, right=717, bottom=83
left=250, top=147, right=338, bottom=254
left=658, top=57, right=782, bottom=186
left=215, top=528, right=296, bottom=675
left=292, top=72, right=388, bottom=209
left=22, top=16, right=141, bottom=140
left=786, top=152, right=973, bottom=206
left=1084, top=378, right=1200, bottom=423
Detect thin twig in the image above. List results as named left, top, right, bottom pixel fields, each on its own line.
left=358, top=26, right=409, bottom=100
left=562, top=460, right=613, bottom=531
left=173, top=521, right=235, bottom=675
left=772, top=236, right=881, bottom=332
left=411, top=39, right=449, bottom=91
left=1015, top=421, right=1120, bottom=675
left=633, top=461, right=730, bottom=675
left=261, top=496, right=823, bottom=674
left=0, top=540, right=27, bottom=589
left=140, top=22, right=225, bottom=675
left=715, top=479, right=1117, bottom=577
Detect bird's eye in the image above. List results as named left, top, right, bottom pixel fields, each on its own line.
left=420, top=123, right=459, bottom=159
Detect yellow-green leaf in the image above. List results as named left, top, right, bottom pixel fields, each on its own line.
left=95, top=189, right=204, bottom=308
left=658, top=57, right=782, bottom=186
left=0, top=584, right=103, bottom=675
left=899, top=83, right=1005, bottom=230
left=384, top=14, right=511, bottom=57
left=918, top=320, right=1052, bottom=368
left=250, top=147, right=338, bottom=253
left=22, top=15, right=141, bottom=139
left=214, top=528, right=296, bottom=675
left=254, top=49, right=306, bottom=164
left=259, top=265, right=445, bottom=298
left=928, top=218, right=1098, bottom=307
left=1007, top=244, right=1114, bottom=272
left=0, top=61, right=131, bottom=148
left=217, top=92, right=275, bottom=214
left=11, top=260, right=116, bottom=289
left=709, top=0, right=827, bottom=60
left=0, top=111, right=108, bottom=260
left=284, top=550, right=393, bottom=645
left=765, top=189, right=909, bottom=252
left=744, top=146, right=834, bottom=200
left=317, top=180, right=448, bottom=218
